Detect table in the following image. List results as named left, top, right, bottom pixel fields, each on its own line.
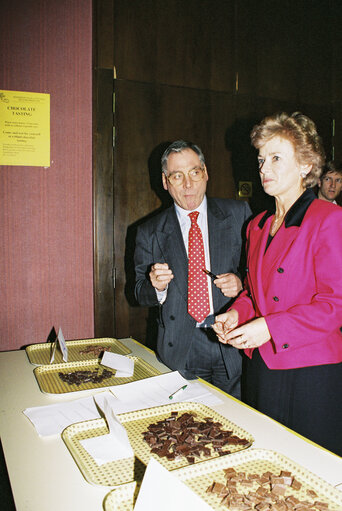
left=0, top=338, right=341, bottom=511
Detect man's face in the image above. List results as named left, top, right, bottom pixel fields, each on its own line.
left=318, top=171, right=342, bottom=202
left=162, top=149, right=208, bottom=210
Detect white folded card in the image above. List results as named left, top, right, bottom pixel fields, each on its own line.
left=133, top=457, right=213, bottom=510
left=80, top=395, right=134, bottom=465
left=101, top=351, right=134, bottom=377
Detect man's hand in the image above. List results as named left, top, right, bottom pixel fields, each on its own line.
left=149, top=263, right=174, bottom=291
left=213, top=273, right=242, bottom=297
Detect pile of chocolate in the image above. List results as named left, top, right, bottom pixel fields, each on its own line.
left=58, top=368, right=113, bottom=386
left=142, top=411, right=251, bottom=464
left=79, top=345, right=112, bottom=356
left=207, top=466, right=329, bottom=510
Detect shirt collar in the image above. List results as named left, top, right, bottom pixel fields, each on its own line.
left=258, top=189, right=317, bottom=229
left=174, top=195, right=207, bottom=222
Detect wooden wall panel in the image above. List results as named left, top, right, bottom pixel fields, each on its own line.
left=237, top=1, right=332, bottom=104
left=93, top=69, right=116, bottom=337
left=113, top=0, right=235, bottom=92
left=0, top=0, right=94, bottom=350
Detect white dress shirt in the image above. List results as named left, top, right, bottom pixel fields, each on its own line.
left=156, top=196, right=214, bottom=321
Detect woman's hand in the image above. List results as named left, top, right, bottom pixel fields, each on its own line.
left=222, top=317, right=271, bottom=350
left=212, top=310, right=239, bottom=343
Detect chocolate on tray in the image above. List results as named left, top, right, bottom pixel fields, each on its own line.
left=142, top=411, right=251, bottom=464
left=58, top=368, right=114, bottom=386
left=206, top=466, right=329, bottom=510
left=79, top=345, right=112, bottom=356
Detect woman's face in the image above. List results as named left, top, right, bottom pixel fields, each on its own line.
left=257, top=136, right=306, bottom=201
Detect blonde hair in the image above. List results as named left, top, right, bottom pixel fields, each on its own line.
left=250, top=112, right=325, bottom=187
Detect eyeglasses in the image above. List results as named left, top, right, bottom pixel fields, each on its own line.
left=166, top=167, right=205, bottom=186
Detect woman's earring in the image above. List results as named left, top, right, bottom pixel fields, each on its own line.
left=300, top=171, right=307, bottom=178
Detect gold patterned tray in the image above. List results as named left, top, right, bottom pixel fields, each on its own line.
left=103, top=482, right=139, bottom=511
left=62, top=420, right=146, bottom=487
left=62, top=402, right=254, bottom=486
left=26, top=337, right=131, bottom=365
left=62, top=403, right=254, bottom=486
left=173, top=448, right=342, bottom=510
left=103, top=449, right=342, bottom=511
left=118, top=402, right=254, bottom=471
left=33, top=356, right=160, bottom=394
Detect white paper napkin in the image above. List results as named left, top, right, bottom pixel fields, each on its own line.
left=108, top=371, right=223, bottom=414
left=23, top=395, right=101, bottom=436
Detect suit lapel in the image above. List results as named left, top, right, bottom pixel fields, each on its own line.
left=207, top=199, right=235, bottom=308
left=155, top=207, right=188, bottom=302
left=247, top=217, right=271, bottom=313
left=262, top=225, right=299, bottom=284
left=248, top=215, right=300, bottom=313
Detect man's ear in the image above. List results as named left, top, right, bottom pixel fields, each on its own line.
left=162, top=172, right=168, bottom=191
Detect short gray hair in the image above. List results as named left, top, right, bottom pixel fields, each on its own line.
left=161, top=140, right=206, bottom=174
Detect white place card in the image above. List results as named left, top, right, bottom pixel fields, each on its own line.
left=80, top=396, right=134, bottom=465
left=133, top=457, right=213, bottom=510
left=58, top=327, right=68, bottom=362
left=101, top=351, right=134, bottom=377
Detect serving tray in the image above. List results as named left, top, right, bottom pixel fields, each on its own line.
left=103, top=482, right=138, bottom=511
left=173, top=448, right=342, bottom=510
left=62, top=402, right=253, bottom=486
left=26, top=337, right=131, bottom=365
left=102, top=449, right=342, bottom=511
left=33, top=356, right=160, bottom=394
left=62, top=420, right=146, bottom=487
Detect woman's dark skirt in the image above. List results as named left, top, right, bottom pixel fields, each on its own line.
left=242, top=349, right=342, bottom=456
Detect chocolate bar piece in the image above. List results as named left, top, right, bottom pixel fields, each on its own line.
left=142, top=412, right=250, bottom=464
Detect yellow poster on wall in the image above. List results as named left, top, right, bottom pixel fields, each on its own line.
left=0, top=90, right=50, bottom=167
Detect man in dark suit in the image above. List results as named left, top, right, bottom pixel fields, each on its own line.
left=134, top=140, right=251, bottom=398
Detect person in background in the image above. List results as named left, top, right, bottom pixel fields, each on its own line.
left=134, top=140, right=251, bottom=398
left=213, top=112, right=342, bottom=455
left=317, top=161, right=342, bottom=204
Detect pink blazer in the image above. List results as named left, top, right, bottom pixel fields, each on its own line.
left=233, top=191, right=342, bottom=369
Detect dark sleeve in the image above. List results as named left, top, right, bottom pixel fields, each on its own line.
left=134, top=223, right=160, bottom=307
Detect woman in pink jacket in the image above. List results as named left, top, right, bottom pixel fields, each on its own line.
left=214, top=112, right=342, bottom=455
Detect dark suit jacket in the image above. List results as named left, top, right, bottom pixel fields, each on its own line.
left=134, top=197, right=252, bottom=377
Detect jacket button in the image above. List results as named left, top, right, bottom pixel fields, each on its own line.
left=170, top=315, right=175, bottom=320
left=277, top=267, right=284, bottom=273
left=168, top=342, right=173, bottom=347
left=282, top=343, right=289, bottom=349
left=273, top=296, right=279, bottom=302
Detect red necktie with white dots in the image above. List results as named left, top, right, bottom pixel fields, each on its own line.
left=187, top=211, right=210, bottom=322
